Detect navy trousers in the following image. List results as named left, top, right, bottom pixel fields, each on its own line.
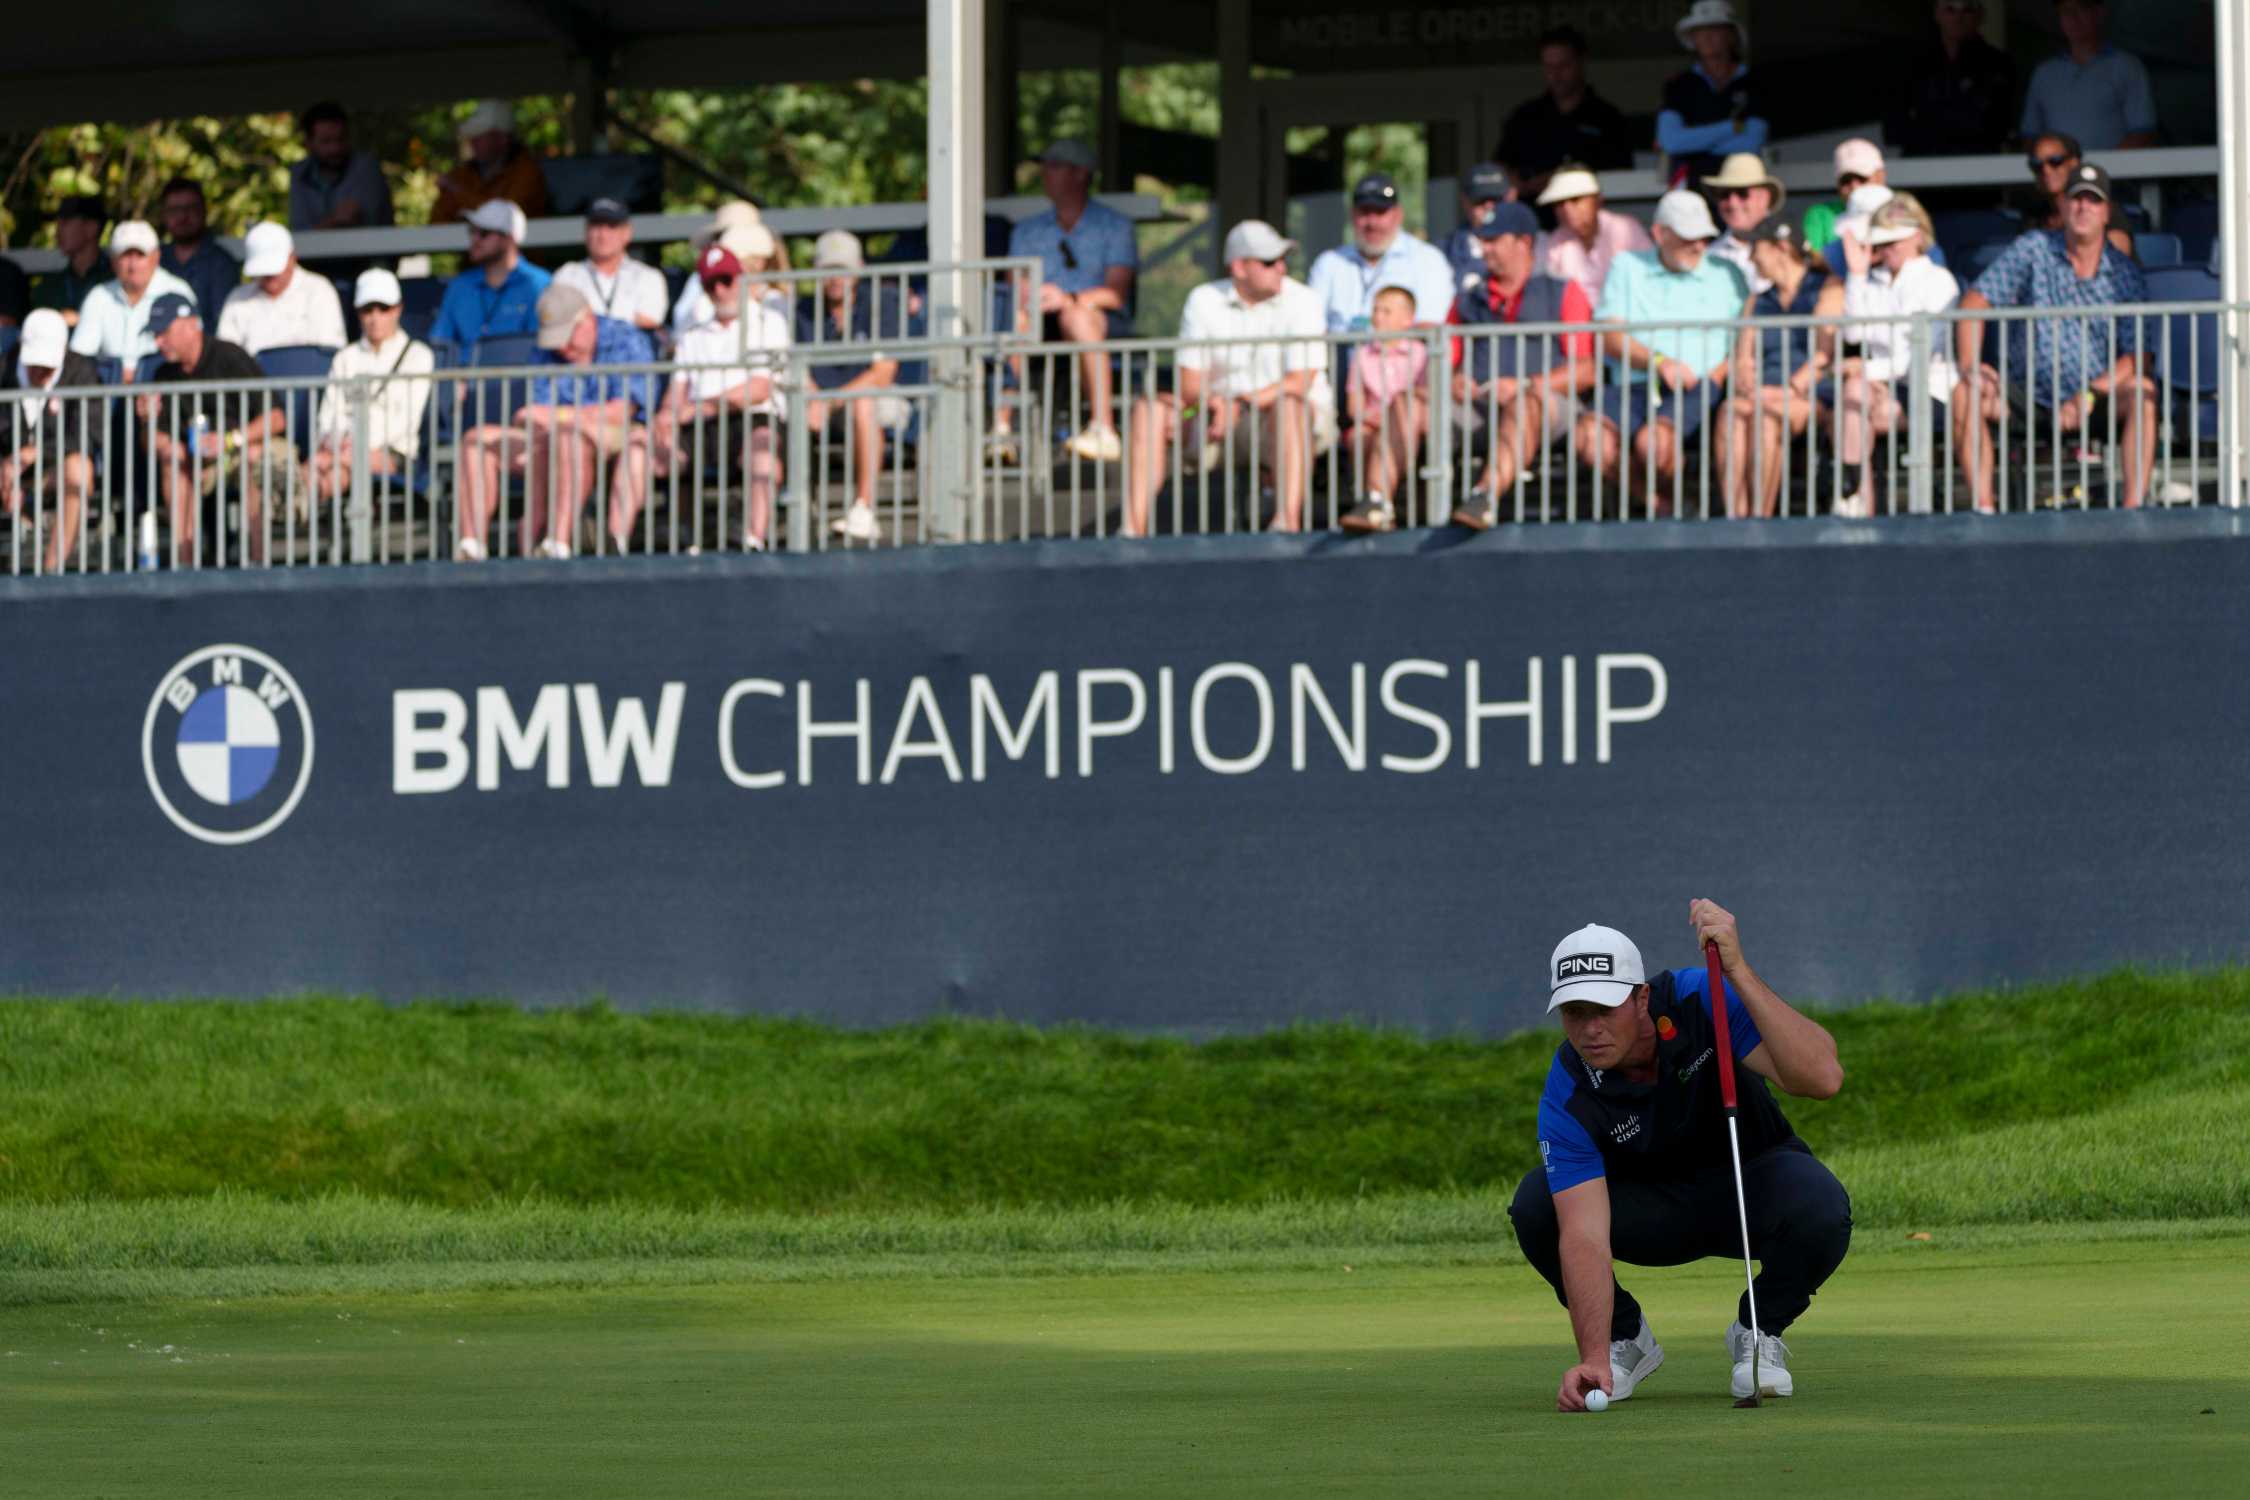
left=1507, top=1138, right=1853, bottom=1338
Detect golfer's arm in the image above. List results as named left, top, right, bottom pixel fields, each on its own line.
left=1731, top=960, right=1843, bottom=1099
left=1553, top=1179, right=1615, bottom=1363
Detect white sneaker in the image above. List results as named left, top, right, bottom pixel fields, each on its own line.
left=2152, top=479, right=2197, bottom=506
left=455, top=535, right=486, bottom=562
left=1726, top=1320, right=1794, bottom=1399
left=536, top=537, right=572, bottom=559
left=1065, top=424, right=1124, bottom=462
left=1608, top=1319, right=1665, bottom=1401
left=742, top=531, right=768, bottom=553
left=1833, top=492, right=1872, bottom=519
left=831, top=502, right=878, bottom=542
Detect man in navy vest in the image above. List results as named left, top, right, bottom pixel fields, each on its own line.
left=1445, top=202, right=1596, bottom=528
left=1510, top=902, right=1851, bottom=1412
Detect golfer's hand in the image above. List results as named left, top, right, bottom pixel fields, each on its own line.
left=1557, top=1361, right=1612, bottom=1413
left=1690, top=897, right=1742, bottom=972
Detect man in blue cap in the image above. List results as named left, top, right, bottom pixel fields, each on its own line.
left=140, top=292, right=280, bottom=564
left=1442, top=163, right=1518, bottom=291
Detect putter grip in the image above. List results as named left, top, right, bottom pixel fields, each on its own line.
left=1705, top=939, right=1739, bottom=1112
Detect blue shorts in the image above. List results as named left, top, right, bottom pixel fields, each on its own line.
left=1596, top=380, right=1715, bottom=447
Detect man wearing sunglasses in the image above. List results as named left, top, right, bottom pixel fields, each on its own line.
left=2020, top=135, right=2136, bottom=257
left=1887, top=1, right=2017, bottom=159
left=1801, top=140, right=1885, bottom=255
left=429, top=200, right=551, bottom=349
left=1005, top=140, right=1139, bottom=463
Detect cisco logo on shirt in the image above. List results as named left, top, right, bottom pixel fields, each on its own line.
left=141, top=644, right=315, bottom=845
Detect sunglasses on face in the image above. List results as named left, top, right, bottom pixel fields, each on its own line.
left=357, top=303, right=400, bottom=314
left=2029, top=153, right=2074, bottom=170
left=1058, top=239, right=1078, bottom=270
left=1718, top=187, right=1757, bottom=200
left=706, top=275, right=739, bottom=287
left=1837, top=173, right=1869, bottom=190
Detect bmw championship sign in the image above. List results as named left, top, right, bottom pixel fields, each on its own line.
left=141, top=644, right=314, bottom=845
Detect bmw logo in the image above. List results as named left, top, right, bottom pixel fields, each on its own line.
left=142, top=644, right=314, bottom=845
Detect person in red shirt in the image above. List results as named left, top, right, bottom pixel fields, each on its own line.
left=1446, top=202, right=1597, bottom=527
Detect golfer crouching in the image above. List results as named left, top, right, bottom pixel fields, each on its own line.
left=1509, top=900, right=1851, bottom=1411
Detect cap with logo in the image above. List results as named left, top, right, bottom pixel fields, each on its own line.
left=1833, top=138, right=1885, bottom=182
left=1351, top=173, right=1401, bottom=210
left=1548, top=923, right=1648, bottom=1012
left=108, top=219, right=159, bottom=257
left=697, top=243, right=743, bottom=287
left=18, top=308, right=69, bottom=369
left=145, top=292, right=199, bottom=338
left=813, top=228, right=864, bottom=270
left=353, top=267, right=403, bottom=309
left=1536, top=165, right=1603, bottom=207
left=241, top=221, right=294, bottom=278
left=1654, top=188, right=1719, bottom=241
left=584, top=197, right=631, bottom=227
left=2065, top=162, right=2112, bottom=202
left=1222, top=219, right=1296, bottom=263
left=1464, top=162, right=1513, bottom=203
left=463, top=199, right=528, bottom=244
left=534, top=284, right=591, bottom=350
left=1037, top=139, right=1097, bottom=171
left=1473, top=202, right=1541, bottom=240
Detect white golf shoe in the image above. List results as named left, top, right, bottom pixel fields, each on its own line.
left=1726, top=1320, right=1794, bottom=1399
left=1608, top=1319, right=1664, bottom=1401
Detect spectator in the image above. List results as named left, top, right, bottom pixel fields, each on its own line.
left=217, top=223, right=347, bottom=356
left=1659, top=0, right=1767, bottom=187
left=998, top=140, right=1138, bottom=464
left=2019, top=0, right=2157, bottom=154
left=652, top=244, right=791, bottom=554
left=1496, top=27, right=1638, bottom=209
left=672, top=218, right=783, bottom=334
left=1827, top=195, right=1960, bottom=517
left=69, top=220, right=195, bottom=378
left=1121, top=220, right=1330, bottom=539
left=1572, top=190, right=1747, bottom=513
left=797, top=229, right=909, bottom=544
left=1534, top=166, right=1653, bottom=303
left=0, top=310, right=102, bottom=571
left=457, top=285, right=653, bottom=559
left=1717, top=216, right=1839, bottom=519
left=1341, top=285, right=1429, bottom=533
left=1703, top=153, right=1785, bottom=294
left=1954, top=163, right=2158, bottom=511
left=1802, top=140, right=1886, bottom=255
left=140, top=294, right=282, bottom=565
left=1442, top=163, right=1516, bottom=290
left=1308, top=173, right=1457, bottom=336
left=289, top=101, right=396, bottom=233
left=32, top=197, right=113, bottom=324
left=429, top=201, right=551, bottom=348
left=553, top=199, right=668, bottom=334
left=1888, top=1, right=2018, bottom=158
left=155, top=179, right=243, bottom=326
left=303, top=269, right=435, bottom=517
left=1820, top=184, right=1951, bottom=278
left=2019, top=134, right=2135, bottom=257
left=432, top=100, right=550, bottom=225
left=1444, top=201, right=1598, bottom=531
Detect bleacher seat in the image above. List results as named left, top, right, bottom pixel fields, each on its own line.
left=1933, top=209, right=2023, bottom=271
left=134, top=353, right=165, bottom=383
left=0, top=325, right=18, bottom=365
left=2134, top=233, right=2182, bottom=269
left=2170, top=199, right=2219, bottom=267
left=400, top=278, right=446, bottom=344
left=255, top=344, right=340, bottom=451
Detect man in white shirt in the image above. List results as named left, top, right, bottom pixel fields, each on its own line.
left=305, top=268, right=436, bottom=520
left=217, top=222, right=347, bottom=355
left=651, top=244, right=792, bottom=552
left=1306, top=174, right=1457, bottom=335
left=68, top=220, right=196, bottom=379
left=1122, top=220, right=1333, bottom=538
left=553, top=199, right=670, bottom=335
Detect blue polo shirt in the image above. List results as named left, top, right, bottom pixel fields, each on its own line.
left=430, top=261, right=553, bottom=348
left=1008, top=200, right=1138, bottom=297
left=2019, top=47, right=2158, bottom=153
left=1307, top=233, right=1458, bottom=332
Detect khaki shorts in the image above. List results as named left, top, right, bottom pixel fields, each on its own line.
left=1189, top=397, right=1337, bottom=457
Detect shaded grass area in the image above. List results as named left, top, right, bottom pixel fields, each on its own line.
left=5, top=1238, right=2244, bottom=1497
left=1, top=969, right=2246, bottom=1213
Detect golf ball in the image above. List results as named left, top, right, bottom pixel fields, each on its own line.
left=1585, top=1389, right=1609, bottom=1412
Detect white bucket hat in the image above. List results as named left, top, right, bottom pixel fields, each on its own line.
left=1675, top=0, right=1745, bottom=51
left=1536, top=166, right=1604, bottom=207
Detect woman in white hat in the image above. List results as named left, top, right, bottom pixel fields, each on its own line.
left=303, top=268, right=436, bottom=534
left=1535, top=165, right=1652, bottom=302
left=1824, top=192, right=1959, bottom=517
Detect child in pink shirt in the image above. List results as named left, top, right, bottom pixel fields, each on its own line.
left=1342, top=285, right=1430, bottom=531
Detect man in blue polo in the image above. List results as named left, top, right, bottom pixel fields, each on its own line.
left=2019, top=0, right=2157, bottom=153
left=1509, top=901, right=1850, bottom=1412
left=429, top=200, right=551, bottom=349
left=1308, top=173, right=1458, bottom=338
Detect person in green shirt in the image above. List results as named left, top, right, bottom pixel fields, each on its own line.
left=1801, top=140, right=1886, bottom=253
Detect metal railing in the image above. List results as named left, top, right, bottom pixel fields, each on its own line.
left=5, top=299, right=2241, bottom=576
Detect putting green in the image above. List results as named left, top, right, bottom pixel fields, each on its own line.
left=5, top=1233, right=2242, bottom=1496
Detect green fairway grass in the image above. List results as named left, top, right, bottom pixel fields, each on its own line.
left=4, top=1227, right=2242, bottom=1498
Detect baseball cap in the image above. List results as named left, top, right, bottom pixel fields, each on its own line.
left=1037, top=139, right=1097, bottom=171
left=107, top=219, right=158, bottom=257
left=584, top=197, right=631, bottom=226
left=1654, top=188, right=1719, bottom=241
left=2065, top=162, right=2112, bottom=202
left=18, top=308, right=68, bottom=369
left=1473, top=202, right=1541, bottom=240
left=1222, top=219, right=1296, bottom=263
left=534, top=284, right=590, bottom=350
left=695, top=200, right=761, bottom=250
left=145, top=292, right=198, bottom=337
left=1536, top=165, right=1602, bottom=207
left=1548, top=924, right=1648, bottom=1012
left=813, top=228, right=864, bottom=270
left=460, top=99, right=515, bottom=139
left=1351, top=173, right=1401, bottom=210
left=1744, top=212, right=1801, bottom=247
left=1464, top=162, right=1512, bottom=203
left=697, top=243, right=743, bottom=287
left=1833, top=138, right=1885, bottom=181
left=720, top=221, right=777, bottom=264
left=464, top=199, right=528, bottom=244
left=241, top=221, right=293, bottom=278
left=1867, top=199, right=1922, bottom=247
left=353, top=267, right=403, bottom=308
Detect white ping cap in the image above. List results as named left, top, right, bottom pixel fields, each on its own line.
left=241, top=221, right=294, bottom=278
left=1548, top=924, right=1648, bottom=1012
left=1653, top=189, right=1719, bottom=242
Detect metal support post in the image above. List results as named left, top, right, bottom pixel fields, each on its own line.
left=927, top=0, right=987, bottom=542
left=348, top=376, right=374, bottom=562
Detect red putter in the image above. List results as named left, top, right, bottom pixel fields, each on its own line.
left=1706, top=937, right=1764, bottom=1409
